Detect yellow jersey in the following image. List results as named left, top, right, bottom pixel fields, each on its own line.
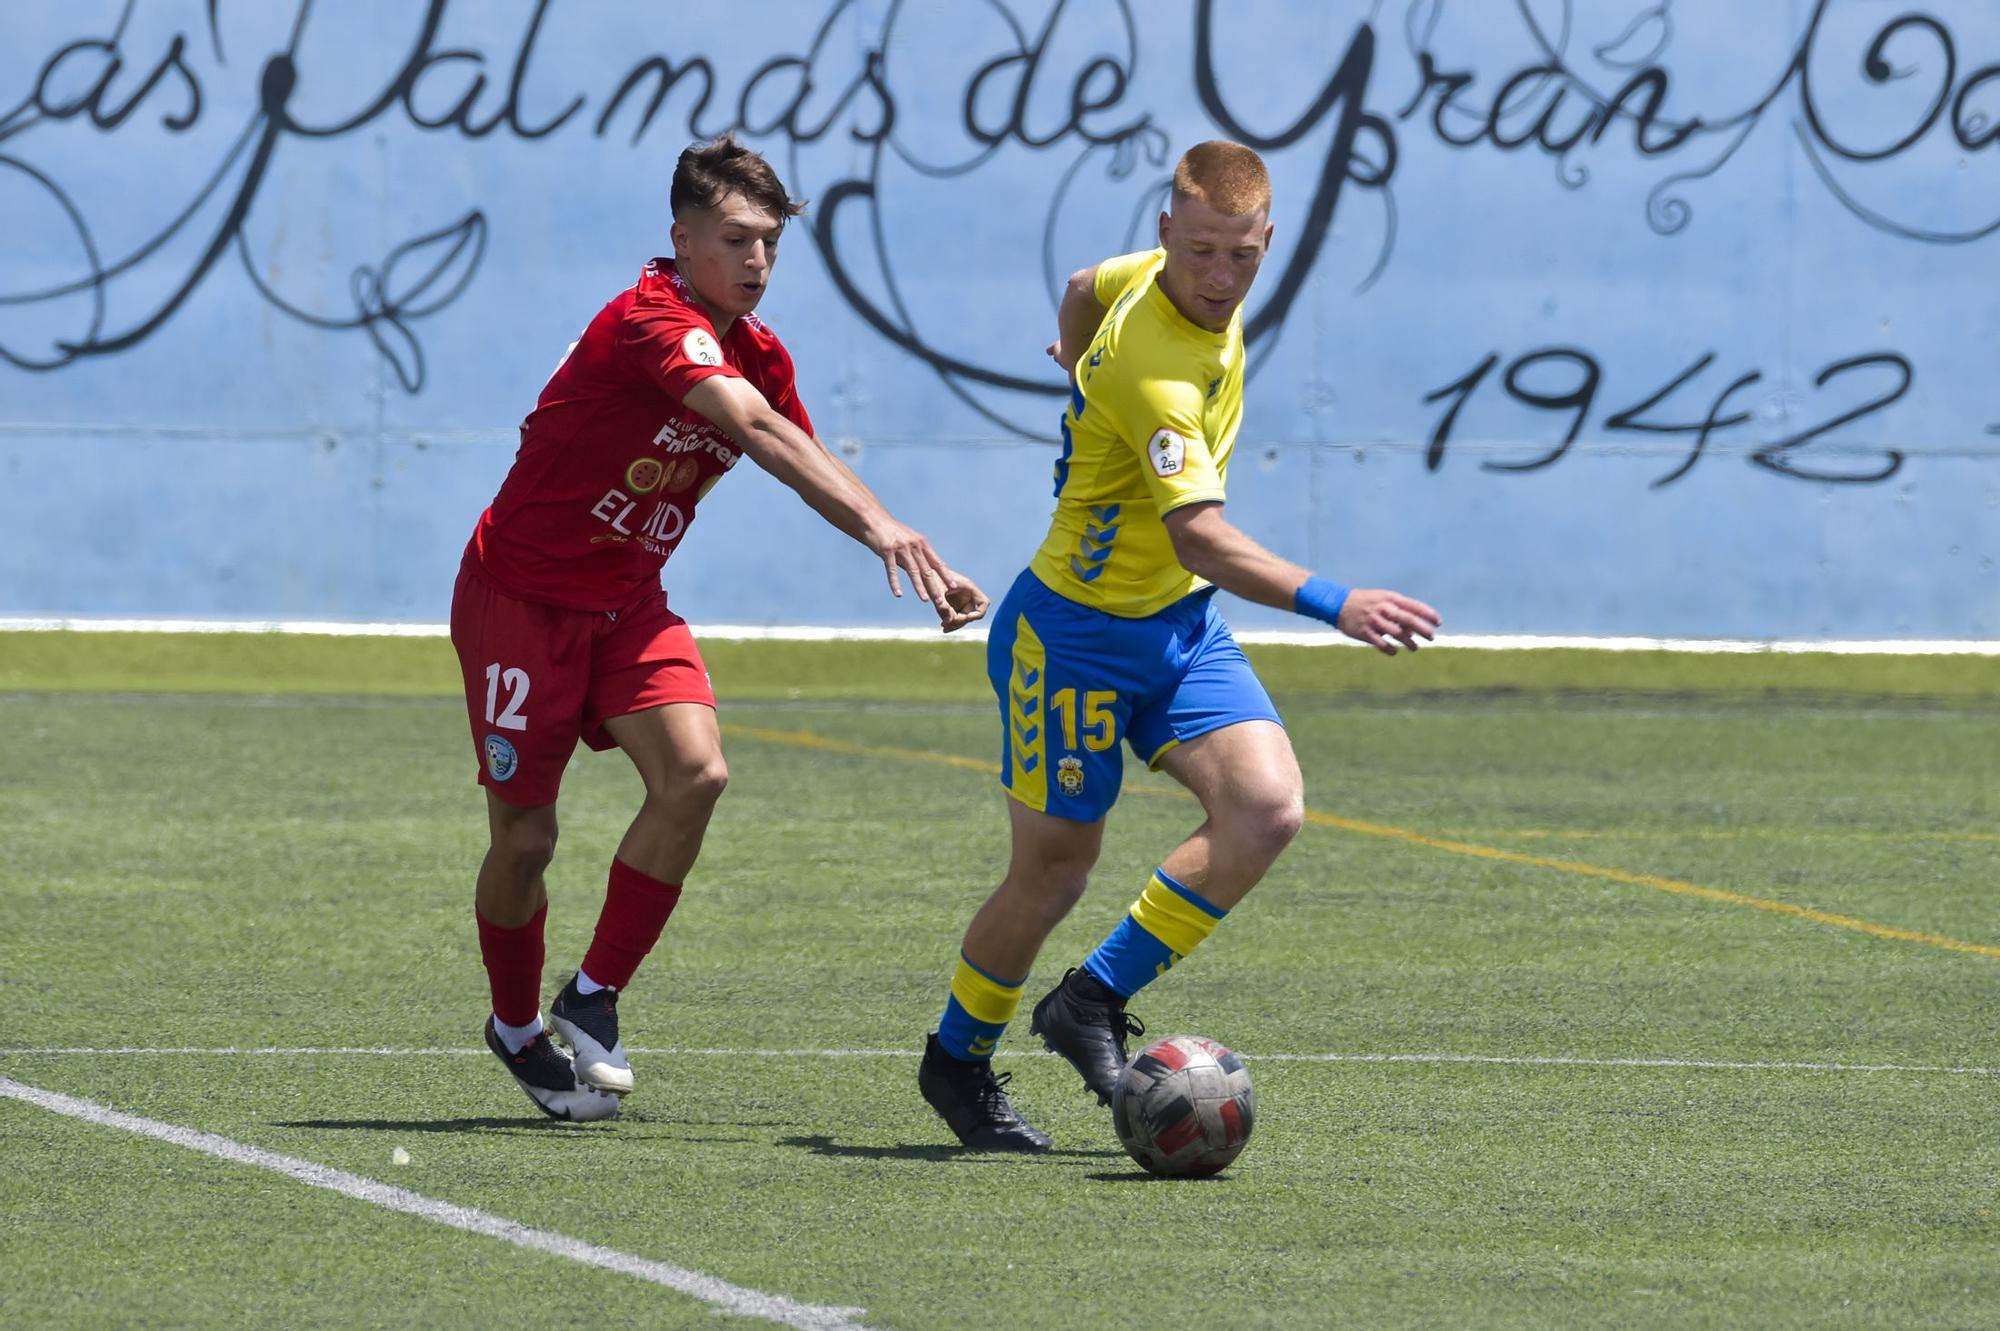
left=1028, top=248, right=1244, bottom=617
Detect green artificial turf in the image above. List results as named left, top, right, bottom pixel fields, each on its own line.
left=1, top=634, right=1994, bottom=1328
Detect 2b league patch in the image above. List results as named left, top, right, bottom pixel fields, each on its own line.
left=681, top=329, right=723, bottom=367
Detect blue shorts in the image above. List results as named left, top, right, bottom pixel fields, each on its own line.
left=986, top=569, right=1282, bottom=822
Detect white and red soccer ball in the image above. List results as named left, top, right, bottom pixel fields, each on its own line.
left=1111, top=1034, right=1255, bottom=1177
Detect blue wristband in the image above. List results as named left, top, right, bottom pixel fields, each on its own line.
left=1293, top=575, right=1350, bottom=627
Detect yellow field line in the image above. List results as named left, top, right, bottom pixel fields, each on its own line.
left=725, top=723, right=993, bottom=773
left=1294, top=809, right=2000, bottom=959
left=722, top=722, right=2000, bottom=962
left=1447, top=827, right=2000, bottom=846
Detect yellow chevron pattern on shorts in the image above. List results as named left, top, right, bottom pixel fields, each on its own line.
left=1007, top=613, right=1048, bottom=811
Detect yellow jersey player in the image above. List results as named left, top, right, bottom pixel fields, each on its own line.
left=919, top=140, right=1442, bottom=1150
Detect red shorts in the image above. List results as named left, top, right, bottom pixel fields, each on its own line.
left=449, top=561, right=714, bottom=806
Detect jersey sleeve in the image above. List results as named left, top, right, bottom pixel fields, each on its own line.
left=1091, top=249, right=1164, bottom=307
left=1114, top=369, right=1226, bottom=514
left=617, top=303, right=744, bottom=401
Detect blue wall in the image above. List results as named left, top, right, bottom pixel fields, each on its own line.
left=3, top=0, right=1997, bottom=636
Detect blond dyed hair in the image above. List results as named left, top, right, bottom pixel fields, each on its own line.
left=1171, top=140, right=1271, bottom=216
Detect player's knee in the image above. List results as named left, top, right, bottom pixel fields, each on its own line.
left=1048, top=862, right=1092, bottom=915
left=686, top=754, right=730, bottom=807
left=1270, top=793, right=1305, bottom=849
left=1017, top=858, right=1091, bottom=920
left=493, top=816, right=558, bottom=877
left=1233, top=784, right=1303, bottom=856
left=646, top=754, right=729, bottom=812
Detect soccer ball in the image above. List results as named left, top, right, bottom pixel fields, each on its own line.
left=1111, top=1033, right=1255, bottom=1177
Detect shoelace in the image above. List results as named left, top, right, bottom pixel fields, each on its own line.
left=971, top=1067, right=1021, bottom=1118
left=1111, top=1010, right=1145, bottom=1058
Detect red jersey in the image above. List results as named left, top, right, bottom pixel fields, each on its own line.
left=467, top=260, right=813, bottom=611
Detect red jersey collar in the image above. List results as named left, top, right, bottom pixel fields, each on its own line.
left=642, top=259, right=767, bottom=336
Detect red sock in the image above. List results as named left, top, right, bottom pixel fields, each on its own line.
left=476, top=902, right=547, bottom=1028
left=580, top=859, right=683, bottom=991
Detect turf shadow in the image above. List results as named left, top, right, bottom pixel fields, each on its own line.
left=780, top=1134, right=1121, bottom=1162
left=274, top=1116, right=613, bottom=1134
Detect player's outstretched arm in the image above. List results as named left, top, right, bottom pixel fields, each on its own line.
left=809, top=444, right=993, bottom=633
left=1162, top=502, right=1440, bottom=655
left=682, top=375, right=989, bottom=632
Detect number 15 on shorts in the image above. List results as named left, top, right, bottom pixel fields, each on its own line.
left=1049, top=688, right=1116, bottom=751
left=484, top=663, right=530, bottom=731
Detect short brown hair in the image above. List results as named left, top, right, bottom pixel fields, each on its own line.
left=1171, top=140, right=1271, bottom=216
left=670, top=133, right=806, bottom=224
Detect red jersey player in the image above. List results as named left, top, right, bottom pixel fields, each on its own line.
left=452, top=134, right=988, bottom=1121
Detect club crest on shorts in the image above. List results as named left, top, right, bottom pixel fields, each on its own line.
left=483, top=734, right=519, bottom=782
left=1148, top=427, right=1187, bottom=477
left=1056, top=755, right=1086, bottom=798
left=681, top=329, right=723, bottom=367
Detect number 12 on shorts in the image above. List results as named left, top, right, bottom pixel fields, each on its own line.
left=484, top=663, right=530, bottom=731
left=1048, top=688, right=1116, bottom=751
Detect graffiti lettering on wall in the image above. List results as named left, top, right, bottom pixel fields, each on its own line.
left=2, top=0, right=1993, bottom=485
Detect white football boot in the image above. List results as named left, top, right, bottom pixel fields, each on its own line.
left=549, top=974, right=635, bottom=1096
left=484, top=1017, right=621, bottom=1122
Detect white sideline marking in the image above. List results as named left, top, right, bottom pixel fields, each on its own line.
left=1, top=1047, right=1993, bottom=1076
left=2, top=616, right=1996, bottom=654
left=0, top=1077, right=875, bottom=1331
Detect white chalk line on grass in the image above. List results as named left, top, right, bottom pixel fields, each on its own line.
left=1, top=1046, right=1993, bottom=1076
left=0, top=1076, right=875, bottom=1331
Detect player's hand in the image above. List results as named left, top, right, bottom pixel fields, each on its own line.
left=863, top=519, right=953, bottom=609
left=1045, top=339, right=1076, bottom=376
left=1337, top=589, right=1441, bottom=656
left=934, top=570, right=990, bottom=634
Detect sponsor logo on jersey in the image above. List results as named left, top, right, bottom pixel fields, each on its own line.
left=663, top=457, right=701, bottom=491
left=1056, top=756, right=1086, bottom=798
left=626, top=458, right=665, bottom=493
left=1148, top=427, right=1188, bottom=477
left=637, top=500, right=686, bottom=547
left=591, top=488, right=687, bottom=552
left=651, top=417, right=741, bottom=468
left=483, top=734, right=519, bottom=782
left=682, top=329, right=723, bottom=367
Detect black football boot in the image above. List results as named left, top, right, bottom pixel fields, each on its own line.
left=1028, top=967, right=1145, bottom=1105
left=918, top=1034, right=1053, bottom=1152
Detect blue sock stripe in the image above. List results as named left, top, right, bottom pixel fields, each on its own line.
left=1153, top=868, right=1227, bottom=919
left=956, top=949, right=1025, bottom=989
left=1081, top=915, right=1176, bottom=999
left=937, top=995, right=1009, bottom=1062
